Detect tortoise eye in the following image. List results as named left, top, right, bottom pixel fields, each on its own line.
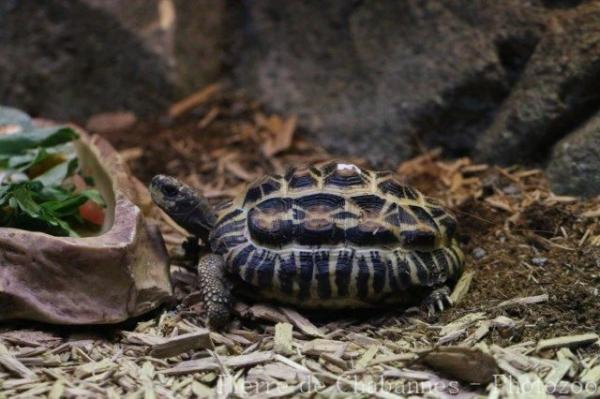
left=161, top=184, right=178, bottom=197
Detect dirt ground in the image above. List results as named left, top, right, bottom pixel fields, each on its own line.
left=1, top=87, right=600, bottom=398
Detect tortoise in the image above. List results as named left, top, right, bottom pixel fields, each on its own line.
left=150, top=161, right=464, bottom=329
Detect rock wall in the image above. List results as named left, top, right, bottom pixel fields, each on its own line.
left=475, top=2, right=600, bottom=165
left=0, top=0, right=173, bottom=120
left=81, top=0, right=235, bottom=96
left=0, top=0, right=237, bottom=119
left=235, top=0, right=600, bottom=196
left=1, top=0, right=599, bottom=196
left=235, top=0, right=544, bottom=165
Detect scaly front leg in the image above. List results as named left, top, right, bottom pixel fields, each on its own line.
left=197, top=254, right=232, bottom=330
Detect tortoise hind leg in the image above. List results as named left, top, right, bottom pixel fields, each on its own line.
left=197, top=254, right=232, bottom=330
left=421, top=286, right=452, bottom=317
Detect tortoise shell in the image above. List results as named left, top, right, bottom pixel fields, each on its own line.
left=209, top=161, right=464, bottom=307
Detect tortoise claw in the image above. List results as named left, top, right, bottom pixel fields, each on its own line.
left=422, top=286, right=452, bottom=317
left=437, top=298, right=445, bottom=312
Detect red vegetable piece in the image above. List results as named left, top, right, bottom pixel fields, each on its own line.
left=79, top=201, right=105, bottom=226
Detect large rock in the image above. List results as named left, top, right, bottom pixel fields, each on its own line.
left=0, top=0, right=233, bottom=121
left=475, top=2, right=600, bottom=165
left=236, top=0, right=600, bottom=196
left=82, top=0, right=232, bottom=96
left=546, top=113, right=600, bottom=197
left=0, top=108, right=172, bottom=324
left=0, top=0, right=173, bottom=120
left=235, top=0, right=545, bottom=165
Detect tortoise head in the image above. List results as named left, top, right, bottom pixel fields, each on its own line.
left=149, top=175, right=215, bottom=240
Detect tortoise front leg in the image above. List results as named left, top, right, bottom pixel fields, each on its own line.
left=198, top=254, right=232, bottom=330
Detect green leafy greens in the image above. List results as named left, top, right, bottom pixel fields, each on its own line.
left=0, top=120, right=105, bottom=237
